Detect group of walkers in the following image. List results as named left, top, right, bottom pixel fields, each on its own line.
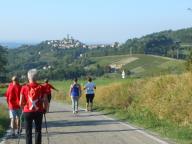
left=69, top=77, right=96, bottom=114
left=4, top=68, right=96, bottom=144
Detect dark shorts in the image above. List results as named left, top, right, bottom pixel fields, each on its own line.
left=86, top=94, right=95, bottom=103
left=9, top=109, right=21, bottom=119
left=47, top=94, right=52, bottom=103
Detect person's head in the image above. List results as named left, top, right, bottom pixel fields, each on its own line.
left=27, top=69, right=38, bottom=82
left=44, top=78, right=49, bottom=83
left=12, top=76, right=18, bottom=83
left=74, top=78, right=78, bottom=83
left=87, top=77, right=92, bottom=82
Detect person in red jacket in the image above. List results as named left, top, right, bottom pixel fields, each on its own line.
left=42, top=79, right=58, bottom=112
left=20, top=69, right=48, bottom=144
left=5, top=76, right=21, bottom=137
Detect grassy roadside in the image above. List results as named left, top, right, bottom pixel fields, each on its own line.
left=0, top=87, right=6, bottom=97
left=0, top=87, right=9, bottom=138
left=94, top=73, right=192, bottom=144
left=51, top=74, right=192, bottom=144
left=0, top=103, right=9, bottom=138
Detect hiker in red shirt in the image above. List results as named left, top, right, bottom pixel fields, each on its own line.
left=5, top=76, right=21, bottom=137
left=20, top=69, right=48, bottom=144
left=42, top=79, right=58, bottom=112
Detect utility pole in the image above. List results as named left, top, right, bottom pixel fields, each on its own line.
left=130, top=47, right=132, bottom=56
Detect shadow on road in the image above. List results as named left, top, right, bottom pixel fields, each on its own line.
left=47, top=128, right=144, bottom=136
left=46, top=119, right=119, bottom=128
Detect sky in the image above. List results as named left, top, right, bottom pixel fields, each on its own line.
left=0, top=0, right=192, bottom=44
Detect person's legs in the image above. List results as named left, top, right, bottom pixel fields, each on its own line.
left=71, top=97, right=75, bottom=113
left=24, top=112, right=33, bottom=144
left=47, top=94, right=52, bottom=112
left=89, top=94, right=95, bottom=111
left=15, top=109, right=21, bottom=134
left=11, top=118, right=16, bottom=135
left=34, top=112, right=43, bottom=144
left=9, top=110, right=18, bottom=136
left=74, top=97, right=79, bottom=113
left=86, top=95, right=89, bottom=111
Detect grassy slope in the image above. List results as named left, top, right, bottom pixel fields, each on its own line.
left=94, top=73, right=192, bottom=144
left=0, top=104, right=9, bottom=138
left=0, top=89, right=9, bottom=138
left=90, top=54, right=185, bottom=78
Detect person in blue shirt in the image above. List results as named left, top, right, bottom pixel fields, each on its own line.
left=69, top=78, right=81, bottom=114
left=84, top=77, right=96, bottom=112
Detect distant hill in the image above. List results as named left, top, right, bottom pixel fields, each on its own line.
left=6, top=27, right=192, bottom=80
left=88, top=54, right=185, bottom=78
left=0, top=42, right=23, bottom=48
left=0, top=42, right=38, bottom=48
left=121, top=27, right=192, bottom=59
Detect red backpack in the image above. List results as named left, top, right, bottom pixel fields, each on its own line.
left=27, top=85, right=43, bottom=111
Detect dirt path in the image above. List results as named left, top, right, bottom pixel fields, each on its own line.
left=0, top=98, right=172, bottom=144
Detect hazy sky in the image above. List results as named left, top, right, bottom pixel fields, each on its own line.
left=0, top=0, right=192, bottom=43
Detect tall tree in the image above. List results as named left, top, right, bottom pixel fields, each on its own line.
left=0, top=45, right=7, bottom=73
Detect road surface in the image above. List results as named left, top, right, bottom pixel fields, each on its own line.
left=0, top=98, right=172, bottom=144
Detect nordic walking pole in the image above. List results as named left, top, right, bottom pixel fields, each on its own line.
left=44, top=113, right=50, bottom=144
left=17, top=112, right=23, bottom=144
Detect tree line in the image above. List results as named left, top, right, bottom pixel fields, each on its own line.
left=1, top=27, right=192, bottom=81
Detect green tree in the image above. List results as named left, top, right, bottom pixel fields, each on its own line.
left=186, top=51, right=192, bottom=72
left=0, top=45, right=7, bottom=73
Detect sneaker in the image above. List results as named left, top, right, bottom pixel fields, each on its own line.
left=11, top=133, right=17, bottom=138
left=17, top=128, right=22, bottom=135
left=75, top=111, right=78, bottom=113
left=73, top=111, right=75, bottom=114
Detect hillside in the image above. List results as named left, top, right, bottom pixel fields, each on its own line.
left=5, top=27, right=192, bottom=80
left=88, top=54, right=185, bottom=78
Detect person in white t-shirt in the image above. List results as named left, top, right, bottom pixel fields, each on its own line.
left=84, top=77, right=96, bottom=112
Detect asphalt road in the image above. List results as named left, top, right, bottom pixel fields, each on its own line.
left=0, top=98, right=172, bottom=144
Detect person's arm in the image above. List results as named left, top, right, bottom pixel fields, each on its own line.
left=43, top=94, right=49, bottom=113
left=83, top=83, right=87, bottom=90
left=4, top=84, right=10, bottom=104
left=92, top=83, right=96, bottom=90
left=19, top=86, right=27, bottom=109
left=41, top=86, right=49, bottom=113
left=19, top=94, right=26, bottom=109
left=69, top=84, right=72, bottom=96
left=79, top=84, right=82, bottom=97
left=50, top=84, right=58, bottom=91
left=4, top=89, right=9, bottom=104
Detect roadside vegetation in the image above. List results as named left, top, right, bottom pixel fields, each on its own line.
left=51, top=72, right=192, bottom=144
left=0, top=104, right=9, bottom=138
left=94, top=73, right=192, bottom=144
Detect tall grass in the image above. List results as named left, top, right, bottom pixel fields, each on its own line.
left=51, top=74, right=192, bottom=143
left=0, top=103, right=9, bottom=138
left=94, top=73, right=192, bottom=144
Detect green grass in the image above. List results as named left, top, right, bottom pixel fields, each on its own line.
left=0, top=87, right=6, bottom=97
left=123, top=54, right=185, bottom=77
left=89, top=54, right=186, bottom=78
left=0, top=86, right=9, bottom=138
left=0, top=104, right=9, bottom=138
